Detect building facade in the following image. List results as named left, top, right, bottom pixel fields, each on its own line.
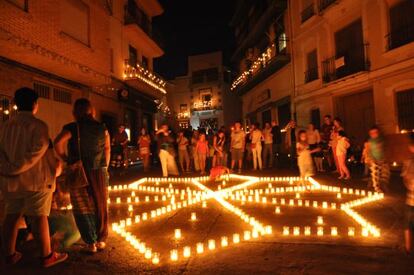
left=231, top=0, right=414, bottom=159
left=230, top=0, right=293, bottom=130
left=0, top=0, right=167, bottom=143
left=168, top=51, right=241, bottom=131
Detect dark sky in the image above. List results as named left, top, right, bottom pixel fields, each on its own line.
left=153, top=0, right=236, bottom=80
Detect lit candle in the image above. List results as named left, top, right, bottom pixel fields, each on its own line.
left=145, top=248, right=152, bottom=259
left=170, top=249, right=178, bottom=261
left=152, top=253, right=160, bottom=264
left=221, top=236, right=228, bottom=247
left=183, top=246, right=191, bottom=258
left=317, top=216, right=323, bottom=225
left=116, top=197, right=121, bottom=204
left=293, top=227, right=300, bottom=236
left=252, top=230, right=259, bottom=239
left=275, top=206, right=281, bottom=214
left=331, top=227, right=338, bottom=236
left=142, top=213, right=148, bottom=220
left=317, top=227, right=324, bottom=236
left=265, top=225, right=272, bottom=235
left=127, top=197, right=131, bottom=203
left=295, top=193, right=300, bottom=199
left=134, top=197, right=139, bottom=203
left=191, top=212, right=197, bottom=221
left=289, top=199, right=294, bottom=206
left=196, top=242, right=204, bottom=254
left=362, top=227, right=369, bottom=237
left=304, top=226, right=311, bottom=236
left=322, top=202, right=328, bottom=209
left=202, top=201, right=207, bottom=208
left=305, top=200, right=310, bottom=207
left=174, top=228, right=181, bottom=239
left=283, top=226, right=290, bottom=236
left=313, top=201, right=318, bottom=208
left=348, top=227, right=355, bottom=237
left=244, top=231, right=251, bottom=240
left=233, top=233, right=240, bottom=244
left=337, top=193, right=342, bottom=199
left=128, top=205, right=133, bottom=212
left=208, top=239, right=215, bottom=250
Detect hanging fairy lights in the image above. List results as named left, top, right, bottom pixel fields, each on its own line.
left=123, top=62, right=167, bottom=94
left=109, top=174, right=383, bottom=265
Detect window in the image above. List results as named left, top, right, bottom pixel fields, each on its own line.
left=142, top=56, right=149, bottom=69
left=202, top=94, right=212, bottom=102
left=305, top=49, right=318, bottom=83
left=53, top=87, right=72, bottom=104
left=60, top=0, right=90, bottom=45
left=301, top=0, right=315, bottom=23
left=388, top=0, right=414, bottom=50
left=311, top=108, right=321, bottom=129
left=34, top=82, right=51, bottom=99
left=278, top=32, right=287, bottom=53
left=6, top=0, right=28, bottom=11
left=128, top=45, right=137, bottom=67
left=396, top=89, right=414, bottom=131
left=192, top=68, right=219, bottom=84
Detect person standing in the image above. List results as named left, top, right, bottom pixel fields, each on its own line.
left=262, top=122, right=273, bottom=169
left=230, top=122, right=246, bottom=173
left=320, top=115, right=334, bottom=169
left=54, top=98, right=111, bottom=253
left=367, top=126, right=390, bottom=192
left=191, top=130, right=200, bottom=172
left=177, top=130, right=190, bottom=173
left=0, top=88, right=68, bottom=267
left=306, top=123, right=323, bottom=172
left=331, top=118, right=344, bottom=173
left=271, top=120, right=282, bottom=168
left=296, top=130, right=319, bottom=179
left=213, top=130, right=226, bottom=167
left=336, top=130, right=351, bottom=180
left=250, top=123, right=263, bottom=171
left=195, top=133, right=209, bottom=175
left=156, top=124, right=179, bottom=177
left=112, top=124, right=129, bottom=169
left=137, top=128, right=151, bottom=172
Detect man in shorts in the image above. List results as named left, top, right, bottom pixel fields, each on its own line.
left=0, top=87, right=68, bottom=267
left=230, top=122, right=246, bottom=173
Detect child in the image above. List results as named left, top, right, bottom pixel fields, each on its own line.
left=402, top=133, right=414, bottom=255
left=336, top=130, right=351, bottom=180
left=367, top=126, right=389, bottom=192
left=195, top=133, right=209, bottom=175
left=209, top=166, right=230, bottom=181
left=296, top=130, right=319, bottom=179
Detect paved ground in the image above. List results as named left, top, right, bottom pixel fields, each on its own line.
left=1, top=165, right=414, bottom=274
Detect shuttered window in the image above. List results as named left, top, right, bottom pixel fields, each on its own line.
left=34, top=82, right=51, bottom=99
left=53, top=88, right=72, bottom=104
left=60, top=0, right=90, bottom=45
left=396, top=89, right=414, bottom=131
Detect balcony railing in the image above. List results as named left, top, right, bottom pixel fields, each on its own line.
left=123, top=59, right=166, bottom=94
left=386, top=25, right=414, bottom=51
left=322, top=44, right=370, bottom=83
left=318, top=0, right=338, bottom=12
left=124, top=4, right=163, bottom=48
left=304, top=67, right=319, bottom=83
left=301, top=3, right=315, bottom=23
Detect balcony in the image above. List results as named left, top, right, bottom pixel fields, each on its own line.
left=386, top=25, right=414, bottom=51
left=123, top=4, right=163, bottom=57
left=304, top=67, right=319, bottom=83
left=301, top=3, right=315, bottom=23
left=231, top=40, right=290, bottom=95
left=321, top=44, right=370, bottom=83
left=318, top=0, right=338, bottom=13
left=123, top=59, right=166, bottom=95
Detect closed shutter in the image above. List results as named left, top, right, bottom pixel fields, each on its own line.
left=396, top=89, right=414, bottom=131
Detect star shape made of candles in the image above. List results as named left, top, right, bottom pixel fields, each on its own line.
left=109, top=174, right=384, bottom=265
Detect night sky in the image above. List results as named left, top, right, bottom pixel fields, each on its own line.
left=153, top=0, right=236, bottom=80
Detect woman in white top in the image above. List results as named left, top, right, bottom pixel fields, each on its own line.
left=250, top=123, right=263, bottom=170
left=336, top=130, right=351, bottom=180
left=306, top=123, right=323, bottom=172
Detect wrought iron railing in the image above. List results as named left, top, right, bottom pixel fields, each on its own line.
left=301, top=3, right=315, bottom=23
left=304, top=67, right=319, bottom=83
left=322, top=44, right=370, bottom=83
left=386, top=25, right=414, bottom=50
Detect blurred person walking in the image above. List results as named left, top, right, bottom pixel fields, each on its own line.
left=262, top=122, right=273, bottom=168
left=250, top=123, right=263, bottom=171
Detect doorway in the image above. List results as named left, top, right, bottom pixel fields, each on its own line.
left=335, top=90, right=375, bottom=146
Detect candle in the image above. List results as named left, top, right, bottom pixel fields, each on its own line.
left=331, top=227, right=338, bottom=236
left=170, top=249, right=178, bottom=261
left=265, top=225, right=272, bottom=235
left=145, top=249, right=152, bottom=259
left=183, top=246, right=191, bottom=258
left=317, top=227, right=324, bottom=236
left=337, top=193, right=342, bottom=199
left=116, top=197, right=121, bottom=204
left=293, top=227, right=300, bottom=236
left=233, top=233, right=240, bottom=243
left=174, top=229, right=181, bottom=239
left=202, top=201, right=207, bottom=208
left=196, top=242, right=204, bottom=254
left=208, top=239, right=215, bottom=250
left=348, top=227, right=355, bottom=237
left=252, top=230, right=259, bottom=239
left=362, top=228, right=369, bottom=237
left=191, top=212, right=197, bottom=221
left=283, top=226, right=289, bottom=236
left=221, top=236, right=228, bottom=247
left=275, top=206, right=281, bottom=214
left=244, top=231, right=251, bottom=240
left=304, top=226, right=311, bottom=236
left=152, top=253, right=160, bottom=264
left=317, top=216, right=323, bottom=225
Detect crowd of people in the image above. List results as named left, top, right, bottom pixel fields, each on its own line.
left=0, top=87, right=413, bottom=268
